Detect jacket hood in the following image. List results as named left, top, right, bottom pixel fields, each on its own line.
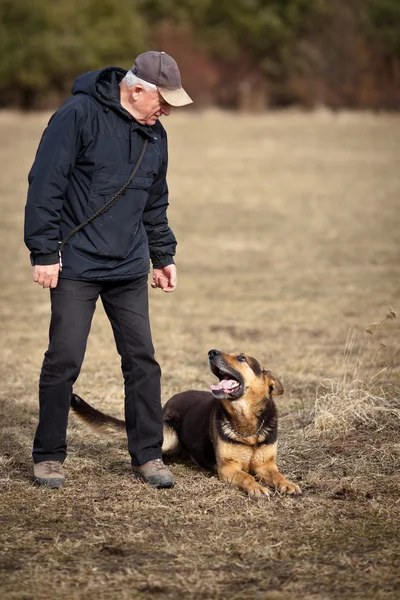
left=72, top=67, right=131, bottom=119
left=71, top=66, right=163, bottom=153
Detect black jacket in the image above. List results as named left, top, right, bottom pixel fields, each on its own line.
left=24, top=67, right=177, bottom=280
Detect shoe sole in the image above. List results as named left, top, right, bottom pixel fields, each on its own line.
left=132, top=471, right=174, bottom=489
left=34, top=477, right=65, bottom=489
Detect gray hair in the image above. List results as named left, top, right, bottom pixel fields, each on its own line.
left=122, top=70, right=157, bottom=91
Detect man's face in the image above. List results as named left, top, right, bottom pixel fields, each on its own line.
left=132, top=87, right=171, bottom=125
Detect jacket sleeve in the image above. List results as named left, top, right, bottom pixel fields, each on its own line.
left=24, top=99, right=85, bottom=265
left=142, top=133, right=177, bottom=269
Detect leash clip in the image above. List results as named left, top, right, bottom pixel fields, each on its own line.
left=58, top=242, right=63, bottom=272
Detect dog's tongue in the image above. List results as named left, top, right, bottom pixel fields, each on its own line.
left=210, top=379, right=238, bottom=392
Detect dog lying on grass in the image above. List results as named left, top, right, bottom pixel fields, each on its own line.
left=71, top=349, right=301, bottom=498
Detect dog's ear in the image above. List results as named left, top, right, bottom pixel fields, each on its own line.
left=263, top=371, right=284, bottom=396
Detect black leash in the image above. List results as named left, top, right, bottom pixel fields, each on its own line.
left=58, top=138, right=148, bottom=271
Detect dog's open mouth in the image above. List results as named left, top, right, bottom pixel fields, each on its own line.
left=209, top=363, right=243, bottom=399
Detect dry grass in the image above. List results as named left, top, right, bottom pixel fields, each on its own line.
left=314, top=309, right=400, bottom=431
left=0, top=109, right=400, bottom=599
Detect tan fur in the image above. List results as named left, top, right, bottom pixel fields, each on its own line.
left=218, top=458, right=270, bottom=498
left=162, top=425, right=181, bottom=455
left=72, top=411, right=125, bottom=437
left=89, top=422, right=125, bottom=437
left=212, top=352, right=301, bottom=497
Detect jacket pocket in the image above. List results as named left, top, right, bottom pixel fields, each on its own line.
left=78, top=171, right=153, bottom=259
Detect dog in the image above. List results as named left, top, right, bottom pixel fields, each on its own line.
left=71, top=349, right=301, bottom=498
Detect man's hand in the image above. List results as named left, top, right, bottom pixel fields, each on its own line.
left=151, top=264, right=177, bottom=293
left=33, top=264, right=60, bottom=289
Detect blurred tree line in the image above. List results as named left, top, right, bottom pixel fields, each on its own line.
left=0, top=0, right=399, bottom=110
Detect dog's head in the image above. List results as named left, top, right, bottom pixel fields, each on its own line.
left=208, top=349, right=283, bottom=401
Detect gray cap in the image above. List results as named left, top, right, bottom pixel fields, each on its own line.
left=131, top=51, right=193, bottom=107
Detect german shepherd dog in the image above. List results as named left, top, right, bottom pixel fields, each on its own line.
left=71, top=349, right=301, bottom=498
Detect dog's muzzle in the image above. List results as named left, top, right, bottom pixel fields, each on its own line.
left=208, top=350, right=243, bottom=400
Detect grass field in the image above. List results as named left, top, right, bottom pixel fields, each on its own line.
left=0, top=109, right=399, bottom=600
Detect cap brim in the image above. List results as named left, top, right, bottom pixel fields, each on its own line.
left=157, top=86, right=193, bottom=107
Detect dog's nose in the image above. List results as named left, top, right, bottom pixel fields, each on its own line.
left=208, top=349, right=221, bottom=359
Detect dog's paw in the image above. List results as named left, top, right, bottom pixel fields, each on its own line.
left=247, top=483, right=271, bottom=499
left=276, top=479, right=302, bottom=495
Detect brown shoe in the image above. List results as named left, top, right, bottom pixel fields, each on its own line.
left=33, top=461, right=65, bottom=489
left=132, top=459, right=174, bottom=488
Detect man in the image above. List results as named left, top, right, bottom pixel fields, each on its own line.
left=24, top=51, right=192, bottom=489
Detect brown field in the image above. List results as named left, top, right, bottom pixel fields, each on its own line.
left=0, top=109, right=399, bottom=600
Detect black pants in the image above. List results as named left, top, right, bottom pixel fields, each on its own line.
left=33, top=276, right=163, bottom=467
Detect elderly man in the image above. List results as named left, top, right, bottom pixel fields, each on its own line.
left=24, top=51, right=192, bottom=489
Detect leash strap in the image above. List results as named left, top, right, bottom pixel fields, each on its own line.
left=58, top=138, right=148, bottom=271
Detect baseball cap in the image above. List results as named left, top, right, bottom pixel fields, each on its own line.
left=131, top=51, right=193, bottom=107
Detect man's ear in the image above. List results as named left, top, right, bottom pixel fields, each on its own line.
left=132, top=84, right=145, bottom=100
left=263, top=370, right=284, bottom=396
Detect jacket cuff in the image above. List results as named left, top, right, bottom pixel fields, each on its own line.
left=151, top=253, right=175, bottom=270
left=30, top=251, right=59, bottom=266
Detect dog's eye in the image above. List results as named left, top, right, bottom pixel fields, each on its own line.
left=237, top=355, right=247, bottom=363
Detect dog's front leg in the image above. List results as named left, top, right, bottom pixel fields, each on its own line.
left=218, top=460, right=270, bottom=498
left=254, top=461, right=301, bottom=495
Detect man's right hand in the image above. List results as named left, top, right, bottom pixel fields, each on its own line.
left=33, top=264, right=60, bottom=288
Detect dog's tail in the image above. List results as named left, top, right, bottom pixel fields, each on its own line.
left=70, top=394, right=125, bottom=436
left=70, top=393, right=181, bottom=455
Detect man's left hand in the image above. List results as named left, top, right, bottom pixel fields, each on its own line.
left=151, top=264, right=177, bottom=293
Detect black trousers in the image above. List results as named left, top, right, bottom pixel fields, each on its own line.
left=32, top=276, right=163, bottom=467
